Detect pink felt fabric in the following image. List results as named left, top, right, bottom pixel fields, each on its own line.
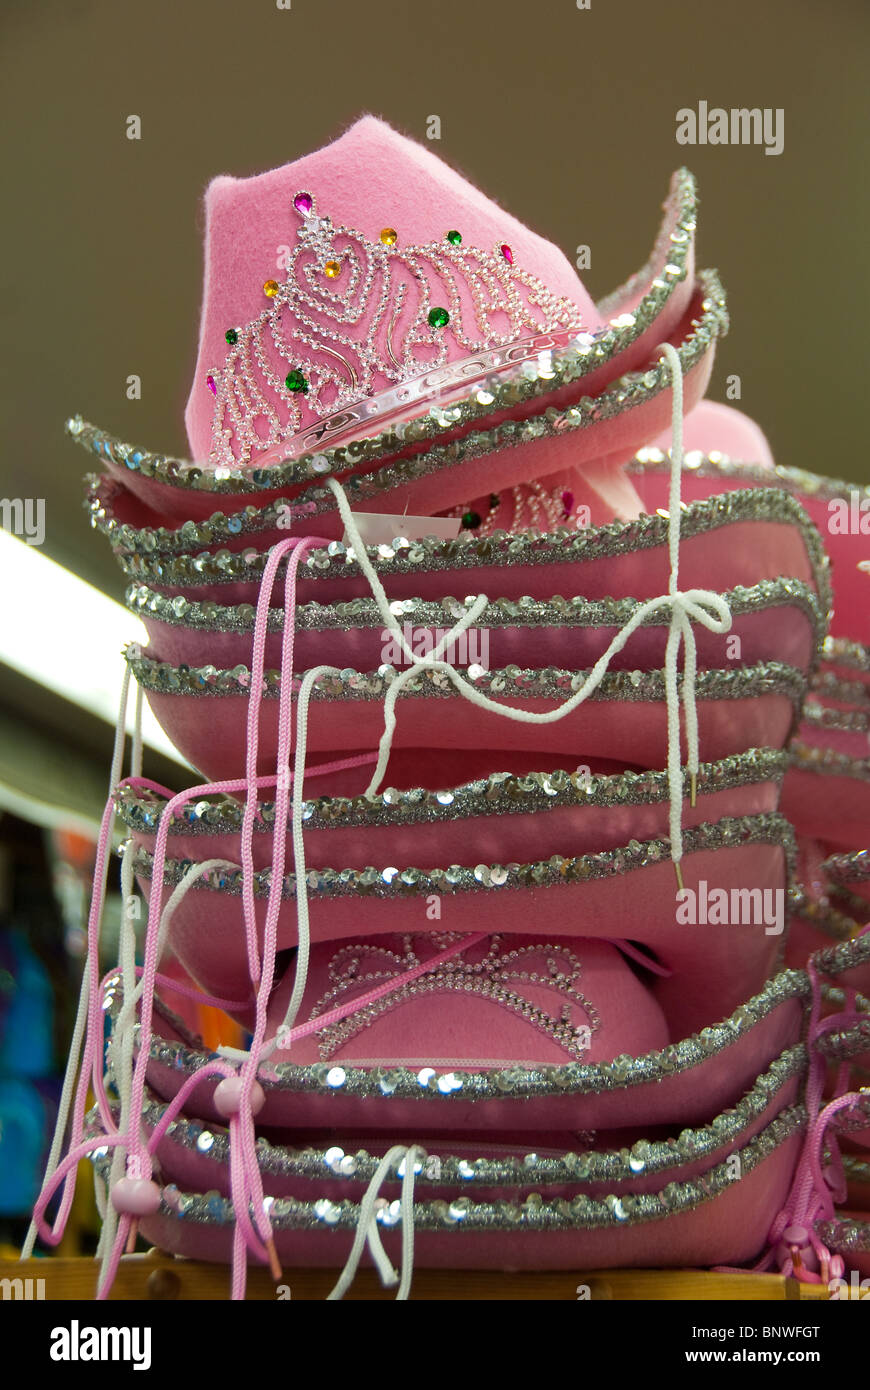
left=781, top=766, right=870, bottom=852
left=654, top=398, right=776, bottom=467
left=141, top=679, right=800, bottom=782
left=99, top=116, right=711, bottom=520
left=138, top=594, right=819, bottom=678
left=144, top=1069, right=801, bottom=1205
left=148, top=835, right=790, bottom=1033
left=185, top=116, right=597, bottom=464
left=137, top=1128, right=803, bottom=1270
left=129, top=770, right=781, bottom=881
left=629, top=441, right=870, bottom=646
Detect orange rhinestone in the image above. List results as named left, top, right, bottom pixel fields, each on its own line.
left=263, top=279, right=280, bottom=298
left=380, top=228, right=398, bottom=246
left=323, top=260, right=341, bottom=279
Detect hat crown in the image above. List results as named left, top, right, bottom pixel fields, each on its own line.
left=186, top=117, right=596, bottom=467
left=206, top=188, right=585, bottom=466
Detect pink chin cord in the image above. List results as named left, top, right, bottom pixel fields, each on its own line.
left=27, top=343, right=728, bottom=1299
left=30, top=343, right=858, bottom=1297
left=726, top=926, right=870, bottom=1290
left=765, top=939, right=869, bottom=1288
left=26, top=530, right=490, bottom=1300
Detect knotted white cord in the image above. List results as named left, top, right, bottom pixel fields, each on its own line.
left=36, top=344, right=724, bottom=1290
left=325, top=344, right=730, bottom=883
left=327, top=1144, right=422, bottom=1300
left=248, top=344, right=729, bottom=1062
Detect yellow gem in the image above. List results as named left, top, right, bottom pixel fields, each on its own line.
left=323, top=260, right=341, bottom=279
left=263, top=279, right=280, bottom=298
left=380, top=227, right=398, bottom=246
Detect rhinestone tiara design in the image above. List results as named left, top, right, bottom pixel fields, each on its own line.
left=206, top=191, right=585, bottom=467
left=305, top=935, right=600, bottom=1063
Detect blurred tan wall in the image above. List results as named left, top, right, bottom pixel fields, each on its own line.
left=1, top=0, right=868, bottom=597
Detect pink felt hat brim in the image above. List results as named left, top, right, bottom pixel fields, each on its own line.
left=140, top=1065, right=801, bottom=1206
left=633, top=411, right=870, bottom=646
left=136, top=592, right=819, bottom=683
left=128, top=763, right=781, bottom=882
left=142, top=966, right=806, bottom=1135
left=102, top=481, right=824, bottom=612
left=139, top=673, right=801, bottom=782
left=143, top=833, right=790, bottom=1035
left=135, top=1126, right=802, bottom=1271
left=100, top=298, right=717, bottom=526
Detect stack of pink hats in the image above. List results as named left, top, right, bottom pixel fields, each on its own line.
left=30, top=117, right=870, bottom=1298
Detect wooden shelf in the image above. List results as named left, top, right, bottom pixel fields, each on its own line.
left=10, top=1255, right=832, bottom=1301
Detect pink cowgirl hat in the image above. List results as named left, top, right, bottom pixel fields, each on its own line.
left=67, top=115, right=724, bottom=529
left=30, top=115, right=870, bottom=1300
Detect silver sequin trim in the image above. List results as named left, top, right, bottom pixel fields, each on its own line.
left=114, top=747, right=789, bottom=837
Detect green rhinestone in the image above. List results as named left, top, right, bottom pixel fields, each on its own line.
left=445, top=230, right=462, bottom=246
left=285, top=370, right=308, bottom=394
left=225, top=329, right=238, bottom=345
left=428, top=306, right=450, bottom=329
left=461, top=510, right=482, bottom=530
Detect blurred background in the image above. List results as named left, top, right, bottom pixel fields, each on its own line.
left=0, top=0, right=867, bottom=1248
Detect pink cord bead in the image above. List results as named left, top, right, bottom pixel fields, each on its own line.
left=111, top=1177, right=162, bottom=1216
left=214, top=1076, right=265, bottom=1117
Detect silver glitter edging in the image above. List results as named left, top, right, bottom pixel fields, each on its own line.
left=815, top=1218, right=870, bottom=1255
left=810, top=670, right=870, bottom=707
left=68, top=172, right=701, bottom=493
left=788, top=742, right=870, bottom=784
left=114, top=747, right=789, bottom=838
left=813, top=931, right=870, bottom=982
left=127, top=809, right=799, bottom=903
left=628, top=451, right=870, bottom=509
left=101, top=1040, right=809, bottom=1189
left=123, top=651, right=809, bottom=712
left=125, top=577, right=827, bottom=653
left=127, top=961, right=816, bottom=1102
left=823, top=850, right=870, bottom=886
left=89, top=1104, right=808, bottom=1235
left=788, top=888, right=864, bottom=945
left=802, top=701, right=869, bottom=735
left=77, top=271, right=727, bottom=544
left=822, top=637, right=870, bottom=676
left=813, top=1018, right=870, bottom=1066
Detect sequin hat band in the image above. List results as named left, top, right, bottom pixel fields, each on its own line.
left=206, top=190, right=586, bottom=467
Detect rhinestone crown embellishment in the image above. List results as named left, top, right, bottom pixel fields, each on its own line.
left=307, top=933, right=601, bottom=1063
left=207, top=191, right=585, bottom=466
